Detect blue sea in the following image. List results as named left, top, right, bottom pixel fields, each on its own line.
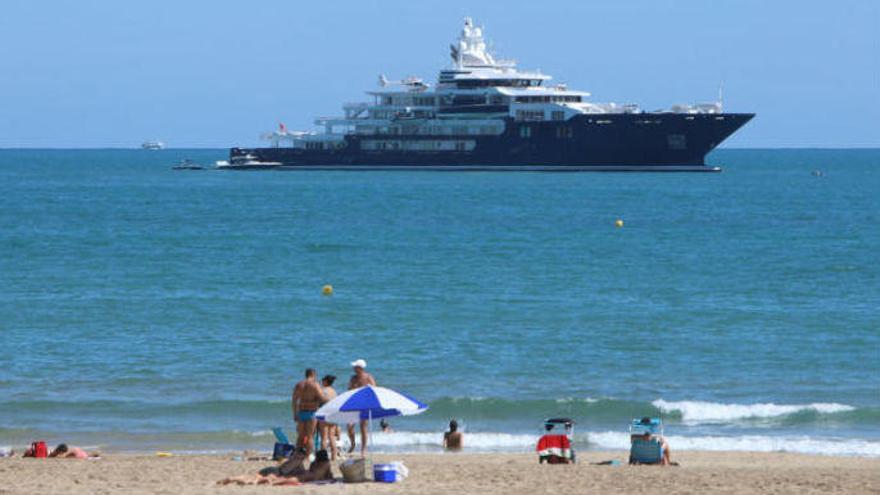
left=1, top=149, right=878, bottom=456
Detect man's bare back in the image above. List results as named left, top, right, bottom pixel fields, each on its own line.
left=444, top=431, right=463, bottom=450
left=292, top=369, right=326, bottom=455
left=293, top=379, right=324, bottom=413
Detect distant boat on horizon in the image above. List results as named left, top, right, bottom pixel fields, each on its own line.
left=142, top=140, right=165, bottom=150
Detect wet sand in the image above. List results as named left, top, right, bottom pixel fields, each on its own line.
left=1, top=451, right=878, bottom=495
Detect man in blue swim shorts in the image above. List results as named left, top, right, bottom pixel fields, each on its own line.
left=292, top=368, right=326, bottom=455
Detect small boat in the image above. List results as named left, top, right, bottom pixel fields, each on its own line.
left=171, top=159, right=204, bottom=170
left=142, top=140, right=165, bottom=150
left=215, top=154, right=282, bottom=170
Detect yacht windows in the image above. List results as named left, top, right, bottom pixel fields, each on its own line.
left=413, top=96, right=435, bottom=106
left=555, top=126, right=573, bottom=139
left=361, top=140, right=475, bottom=151
left=450, top=95, right=486, bottom=106
left=514, top=95, right=582, bottom=103
left=667, top=134, right=687, bottom=150
left=371, top=110, right=396, bottom=119
left=516, top=110, right=544, bottom=121
left=305, top=142, right=323, bottom=150
left=456, top=78, right=543, bottom=88
left=520, top=125, right=532, bottom=138
left=551, top=111, right=565, bottom=121
left=361, top=123, right=501, bottom=137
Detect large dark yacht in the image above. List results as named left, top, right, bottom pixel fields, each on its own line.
left=228, top=18, right=753, bottom=172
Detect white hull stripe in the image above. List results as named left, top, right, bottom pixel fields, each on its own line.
left=265, top=165, right=722, bottom=173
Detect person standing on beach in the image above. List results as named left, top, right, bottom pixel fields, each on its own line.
left=346, top=359, right=376, bottom=456
left=292, top=368, right=326, bottom=455
left=318, top=374, right=339, bottom=460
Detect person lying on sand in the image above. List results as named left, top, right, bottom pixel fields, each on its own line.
left=258, top=447, right=308, bottom=478
left=217, top=449, right=334, bottom=486
left=48, top=444, right=98, bottom=459
left=443, top=420, right=463, bottom=451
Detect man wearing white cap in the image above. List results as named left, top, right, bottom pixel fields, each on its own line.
left=346, top=359, right=376, bottom=456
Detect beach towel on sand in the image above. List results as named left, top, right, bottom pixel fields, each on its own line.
left=537, top=434, right=572, bottom=460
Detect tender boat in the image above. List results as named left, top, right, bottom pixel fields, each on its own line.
left=171, top=159, right=204, bottom=170
left=215, top=154, right=282, bottom=170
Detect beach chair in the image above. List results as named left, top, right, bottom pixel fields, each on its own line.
left=272, top=427, right=294, bottom=460
left=628, top=417, right=665, bottom=465
left=537, top=418, right=576, bottom=464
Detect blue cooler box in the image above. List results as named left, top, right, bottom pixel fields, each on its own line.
left=373, top=463, right=397, bottom=483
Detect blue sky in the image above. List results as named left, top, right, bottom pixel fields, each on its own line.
left=0, top=0, right=877, bottom=148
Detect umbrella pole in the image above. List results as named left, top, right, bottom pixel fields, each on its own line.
left=368, top=410, right=374, bottom=468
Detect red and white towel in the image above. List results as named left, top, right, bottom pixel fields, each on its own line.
left=536, top=434, right=572, bottom=459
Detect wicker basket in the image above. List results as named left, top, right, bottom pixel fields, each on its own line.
left=339, top=457, right=368, bottom=483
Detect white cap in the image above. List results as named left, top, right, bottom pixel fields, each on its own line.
left=351, top=359, right=367, bottom=369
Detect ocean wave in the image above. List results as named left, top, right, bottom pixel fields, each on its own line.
left=374, top=429, right=880, bottom=457
left=2, top=397, right=875, bottom=433
left=425, top=397, right=654, bottom=422
left=0, top=399, right=288, bottom=417
left=585, top=431, right=880, bottom=457
left=370, top=431, right=538, bottom=451
left=3, top=426, right=878, bottom=457
left=652, top=400, right=856, bottom=424
left=425, top=397, right=874, bottom=427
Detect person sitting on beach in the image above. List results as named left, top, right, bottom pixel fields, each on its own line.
left=319, top=374, right=339, bottom=460
left=217, top=449, right=334, bottom=486
left=292, top=368, right=327, bottom=455
left=346, top=359, right=376, bottom=456
left=48, top=443, right=94, bottom=459
left=443, top=420, right=463, bottom=451
left=630, top=420, right=673, bottom=466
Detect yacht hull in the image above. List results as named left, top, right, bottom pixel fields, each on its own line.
left=231, top=113, right=753, bottom=171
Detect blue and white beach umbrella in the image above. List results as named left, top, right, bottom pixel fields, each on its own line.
left=315, top=385, right=428, bottom=424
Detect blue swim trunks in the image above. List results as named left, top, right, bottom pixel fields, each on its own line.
left=297, top=410, right=317, bottom=422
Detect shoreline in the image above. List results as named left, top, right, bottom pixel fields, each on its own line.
left=1, top=451, right=879, bottom=494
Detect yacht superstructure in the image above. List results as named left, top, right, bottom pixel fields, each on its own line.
left=230, top=18, right=753, bottom=171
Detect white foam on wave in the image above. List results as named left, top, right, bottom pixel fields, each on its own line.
left=652, top=400, right=855, bottom=423
left=586, top=430, right=880, bottom=457
left=366, top=430, right=880, bottom=457
left=368, top=431, right=538, bottom=451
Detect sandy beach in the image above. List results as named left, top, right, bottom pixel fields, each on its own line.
left=1, top=451, right=878, bottom=495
